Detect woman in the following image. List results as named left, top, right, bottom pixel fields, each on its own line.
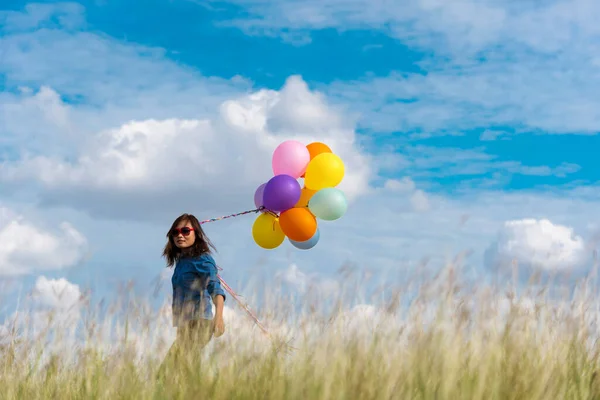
left=159, top=213, right=226, bottom=372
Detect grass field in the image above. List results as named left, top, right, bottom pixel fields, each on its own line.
left=1, top=266, right=600, bottom=399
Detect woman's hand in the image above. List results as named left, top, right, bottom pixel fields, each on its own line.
left=213, top=316, right=225, bottom=337
left=213, top=294, right=225, bottom=337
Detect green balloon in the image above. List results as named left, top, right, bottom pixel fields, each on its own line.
left=308, top=188, right=348, bottom=221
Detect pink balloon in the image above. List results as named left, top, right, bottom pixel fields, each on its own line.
left=272, top=140, right=310, bottom=179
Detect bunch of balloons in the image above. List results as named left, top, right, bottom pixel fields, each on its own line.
left=252, top=140, right=348, bottom=250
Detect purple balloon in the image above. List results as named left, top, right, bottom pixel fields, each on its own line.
left=254, top=183, right=266, bottom=209
left=263, top=174, right=301, bottom=212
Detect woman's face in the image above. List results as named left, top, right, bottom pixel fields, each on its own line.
left=172, top=219, right=196, bottom=249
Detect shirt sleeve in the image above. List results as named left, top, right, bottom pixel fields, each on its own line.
left=199, top=254, right=226, bottom=302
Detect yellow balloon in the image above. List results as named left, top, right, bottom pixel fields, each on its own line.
left=304, top=153, right=345, bottom=191
left=252, top=213, right=285, bottom=249
left=294, top=186, right=317, bottom=208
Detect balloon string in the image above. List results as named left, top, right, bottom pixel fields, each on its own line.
left=198, top=206, right=274, bottom=225
left=203, top=210, right=293, bottom=352
left=204, top=207, right=271, bottom=336
left=217, top=272, right=271, bottom=337
left=217, top=266, right=295, bottom=353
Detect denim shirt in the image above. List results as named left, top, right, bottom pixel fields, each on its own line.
left=171, top=253, right=226, bottom=327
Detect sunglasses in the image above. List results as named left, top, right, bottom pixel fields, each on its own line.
left=171, top=227, right=195, bottom=237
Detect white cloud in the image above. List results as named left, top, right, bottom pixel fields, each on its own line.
left=30, top=275, right=82, bottom=310
left=383, top=177, right=430, bottom=212
left=324, top=65, right=600, bottom=136
left=0, top=207, right=89, bottom=276
left=1, top=76, right=372, bottom=221
left=484, top=218, right=592, bottom=274
left=480, top=129, right=511, bottom=142
left=215, top=0, right=600, bottom=136
left=219, top=0, right=600, bottom=56
left=0, top=275, right=84, bottom=367
left=371, top=145, right=580, bottom=189
left=384, top=177, right=416, bottom=192
left=306, top=184, right=600, bottom=280
left=266, top=76, right=353, bottom=134
left=0, top=3, right=86, bottom=33
left=0, top=1, right=598, bottom=307
left=410, top=189, right=430, bottom=212
left=0, top=86, right=75, bottom=157
left=276, top=263, right=309, bottom=292
left=26, top=276, right=83, bottom=336
left=275, top=263, right=340, bottom=296
left=0, top=3, right=251, bottom=158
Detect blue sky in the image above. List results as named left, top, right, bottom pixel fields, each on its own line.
left=78, top=0, right=600, bottom=191
left=1, top=0, right=600, bottom=324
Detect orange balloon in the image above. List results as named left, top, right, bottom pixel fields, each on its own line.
left=295, top=186, right=317, bottom=208
left=307, top=142, right=332, bottom=159
left=301, top=142, right=332, bottom=178
left=279, top=207, right=317, bottom=242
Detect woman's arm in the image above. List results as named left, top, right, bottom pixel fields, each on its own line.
left=202, top=255, right=227, bottom=336
left=212, top=294, right=225, bottom=337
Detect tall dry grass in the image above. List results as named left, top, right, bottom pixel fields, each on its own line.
left=1, top=264, right=600, bottom=399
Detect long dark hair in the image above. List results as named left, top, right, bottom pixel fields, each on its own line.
left=162, top=213, right=216, bottom=267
